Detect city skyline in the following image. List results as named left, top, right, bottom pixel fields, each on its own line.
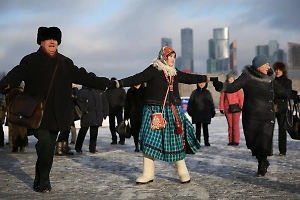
left=0, top=0, right=299, bottom=79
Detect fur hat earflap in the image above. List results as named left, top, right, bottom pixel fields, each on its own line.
left=37, top=27, right=62, bottom=45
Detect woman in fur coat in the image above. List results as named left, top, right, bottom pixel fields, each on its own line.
left=213, top=55, right=296, bottom=177
left=111, top=46, right=207, bottom=184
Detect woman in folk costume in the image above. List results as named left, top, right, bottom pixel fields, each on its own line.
left=112, top=46, right=207, bottom=184
left=219, top=73, right=244, bottom=146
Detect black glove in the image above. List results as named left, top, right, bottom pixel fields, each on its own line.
left=213, top=81, right=223, bottom=92
left=220, top=110, right=224, bottom=114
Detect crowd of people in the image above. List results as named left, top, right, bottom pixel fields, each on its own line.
left=0, top=26, right=300, bottom=193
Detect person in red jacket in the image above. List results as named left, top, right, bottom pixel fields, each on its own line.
left=219, top=73, right=244, bottom=146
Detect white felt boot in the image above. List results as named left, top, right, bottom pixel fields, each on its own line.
left=136, top=154, right=154, bottom=184
left=175, top=159, right=191, bottom=183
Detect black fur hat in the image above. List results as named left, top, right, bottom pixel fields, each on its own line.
left=37, top=27, right=62, bottom=45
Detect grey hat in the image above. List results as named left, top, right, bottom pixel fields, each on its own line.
left=251, top=55, right=269, bottom=69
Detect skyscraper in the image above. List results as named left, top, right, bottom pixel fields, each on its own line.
left=268, top=40, right=279, bottom=57
left=181, top=28, right=194, bottom=73
left=288, top=42, right=300, bottom=70
left=207, top=27, right=230, bottom=74
left=161, top=38, right=172, bottom=48
left=256, top=40, right=286, bottom=67
left=229, top=40, right=237, bottom=75
left=255, top=45, right=269, bottom=57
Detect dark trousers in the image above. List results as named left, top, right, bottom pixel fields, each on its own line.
left=276, top=109, right=287, bottom=154
left=195, top=123, right=209, bottom=144
left=131, top=121, right=142, bottom=149
left=57, top=130, right=70, bottom=142
left=75, top=126, right=99, bottom=152
left=0, top=122, right=4, bottom=145
left=33, top=129, right=58, bottom=188
left=109, top=109, right=124, bottom=142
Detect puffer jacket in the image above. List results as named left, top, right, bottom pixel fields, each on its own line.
left=78, top=87, right=109, bottom=127
left=187, top=82, right=215, bottom=124
left=220, top=89, right=244, bottom=112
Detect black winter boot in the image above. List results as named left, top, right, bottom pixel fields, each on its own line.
left=256, top=159, right=270, bottom=177
left=63, top=142, right=74, bottom=155
left=89, top=140, right=98, bottom=154
left=134, top=141, right=139, bottom=152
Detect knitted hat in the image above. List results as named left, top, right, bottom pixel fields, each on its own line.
left=251, top=55, right=269, bottom=69
left=37, top=27, right=62, bottom=45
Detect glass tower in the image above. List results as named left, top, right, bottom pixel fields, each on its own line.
left=161, top=38, right=172, bottom=48
left=207, top=27, right=230, bottom=74
left=181, top=28, right=194, bottom=73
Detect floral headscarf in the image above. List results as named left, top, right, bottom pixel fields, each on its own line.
left=151, top=46, right=177, bottom=76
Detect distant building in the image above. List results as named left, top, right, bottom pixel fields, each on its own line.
left=181, top=28, right=194, bottom=72
left=229, top=40, right=237, bottom=75
left=256, top=40, right=287, bottom=67
left=161, top=38, right=172, bottom=48
left=175, top=56, right=182, bottom=70
left=256, top=45, right=269, bottom=57
left=288, top=42, right=300, bottom=70
left=207, top=27, right=230, bottom=74
left=273, top=49, right=287, bottom=65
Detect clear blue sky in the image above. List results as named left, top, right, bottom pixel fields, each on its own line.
left=0, top=0, right=299, bottom=79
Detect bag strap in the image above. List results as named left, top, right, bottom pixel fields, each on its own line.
left=44, top=58, right=59, bottom=104
left=161, top=71, right=173, bottom=114
left=161, top=86, right=169, bottom=114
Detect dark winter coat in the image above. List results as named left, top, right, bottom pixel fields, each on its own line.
left=77, top=87, right=109, bottom=127
left=105, top=87, right=126, bottom=114
left=71, top=87, right=81, bottom=122
left=124, top=84, right=146, bottom=123
left=274, top=75, right=292, bottom=112
left=4, top=87, right=28, bottom=148
left=221, top=66, right=289, bottom=155
left=222, top=66, right=288, bottom=121
left=119, top=65, right=207, bottom=106
left=187, top=83, right=215, bottom=124
left=0, top=47, right=110, bottom=131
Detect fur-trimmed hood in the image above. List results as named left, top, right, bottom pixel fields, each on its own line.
left=242, top=65, right=275, bottom=83
left=150, top=58, right=177, bottom=76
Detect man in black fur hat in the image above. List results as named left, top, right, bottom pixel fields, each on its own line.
left=0, top=27, right=113, bottom=193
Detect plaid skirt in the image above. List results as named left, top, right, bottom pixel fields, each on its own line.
left=139, top=105, right=201, bottom=162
